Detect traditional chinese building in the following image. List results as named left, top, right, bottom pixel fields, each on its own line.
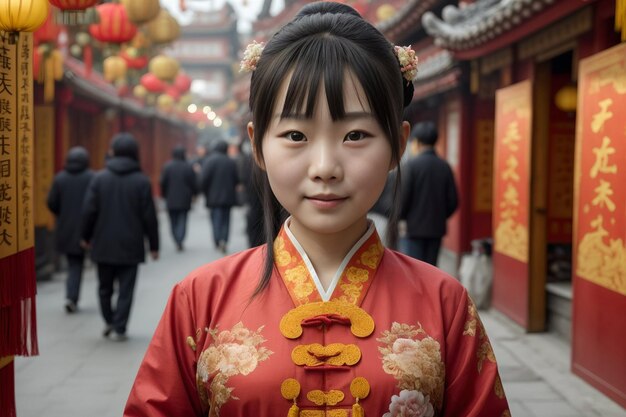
left=165, top=4, right=239, bottom=106
left=420, top=0, right=625, bottom=407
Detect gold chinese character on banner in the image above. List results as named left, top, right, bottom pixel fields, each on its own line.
left=590, top=136, right=617, bottom=178
left=591, top=180, right=616, bottom=212
left=502, top=121, right=521, bottom=152
left=591, top=99, right=613, bottom=133
left=495, top=183, right=528, bottom=262
left=501, top=155, right=520, bottom=182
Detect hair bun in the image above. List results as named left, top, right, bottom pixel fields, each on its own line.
left=295, top=1, right=361, bottom=19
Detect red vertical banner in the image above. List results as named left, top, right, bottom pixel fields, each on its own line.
left=0, top=32, right=38, bottom=417
left=572, top=42, right=626, bottom=408
left=492, top=80, right=532, bottom=327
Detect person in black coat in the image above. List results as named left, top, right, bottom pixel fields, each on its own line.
left=200, top=139, right=239, bottom=253
left=160, top=146, right=197, bottom=251
left=400, top=121, right=459, bottom=266
left=81, top=133, right=159, bottom=341
left=47, top=147, right=95, bottom=313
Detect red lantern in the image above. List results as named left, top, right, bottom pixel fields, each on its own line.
left=34, top=9, right=61, bottom=44
left=89, top=3, right=137, bottom=44
left=49, top=0, right=100, bottom=24
left=173, top=73, right=192, bottom=93
left=165, top=85, right=181, bottom=101
left=120, top=50, right=148, bottom=70
left=140, top=73, right=166, bottom=93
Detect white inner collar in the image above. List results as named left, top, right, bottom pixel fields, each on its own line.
left=283, top=218, right=376, bottom=302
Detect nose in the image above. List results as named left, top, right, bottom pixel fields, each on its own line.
left=308, top=141, right=343, bottom=182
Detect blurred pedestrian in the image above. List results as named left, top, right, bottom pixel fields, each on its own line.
left=400, top=121, right=458, bottom=265
left=160, top=145, right=197, bottom=252
left=190, top=141, right=209, bottom=176
left=80, top=133, right=159, bottom=341
left=237, top=142, right=264, bottom=247
left=200, top=139, right=239, bottom=253
left=46, top=146, right=94, bottom=313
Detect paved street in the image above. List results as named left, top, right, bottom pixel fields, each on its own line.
left=15, top=206, right=626, bottom=417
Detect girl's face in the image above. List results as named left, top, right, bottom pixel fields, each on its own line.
left=250, top=73, right=409, bottom=242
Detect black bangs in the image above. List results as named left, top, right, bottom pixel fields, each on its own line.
left=281, top=36, right=349, bottom=121
left=278, top=34, right=400, bottom=135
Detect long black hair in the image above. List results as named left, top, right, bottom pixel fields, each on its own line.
left=248, top=1, right=412, bottom=297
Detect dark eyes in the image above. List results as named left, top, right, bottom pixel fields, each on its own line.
left=283, top=130, right=368, bottom=142
left=286, top=131, right=306, bottom=142
left=345, top=131, right=367, bottom=142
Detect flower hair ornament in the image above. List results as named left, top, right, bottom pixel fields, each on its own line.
left=394, top=45, right=418, bottom=107
left=240, top=40, right=265, bottom=73
left=394, top=45, right=418, bottom=83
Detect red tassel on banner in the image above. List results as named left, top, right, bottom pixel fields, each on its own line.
left=83, top=44, right=93, bottom=76
left=0, top=358, right=16, bottom=417
left=0, top=248, right=39, bottom=358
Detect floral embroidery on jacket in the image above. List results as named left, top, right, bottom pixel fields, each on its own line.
left=360, top=242, right=383, bottom=268
left=377, top=322, right=444, bottom=411
left=274, top=237, right=293, bottom=267
left=383, top=389, right=435, bottom=417
left=195, top=322, right=273, bottom=416
left=462, top=297, right=496, bottom=373
left=284, top=264, right=315, bottom=300
left=338, top=267, right=370, bottom=304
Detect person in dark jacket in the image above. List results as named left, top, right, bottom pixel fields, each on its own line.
left=47, top=147, right=95, bottom=313
left=81, top=133, right=159, bottom=341
left=400, top=121, right=458, bottom=266
left=200, top=139, right=239, bottom=253
left=160, top=146, right=197, bottom=251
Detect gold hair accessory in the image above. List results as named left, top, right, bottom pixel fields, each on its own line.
left=393, top=45, right=418, bottom=82
left=240, top=40, right=265, bottom=73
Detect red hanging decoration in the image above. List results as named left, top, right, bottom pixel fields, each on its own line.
left=83, top=44, right=93, bottom=76
left=140, top=73, right=166, bottom=93
left=89, top=3, right=137, bottom=44
left=120, top=49, right=148, bottom=70
left=173, top=73, right=192, bottom=93
left=49, top=0, right=100, bottom=25
left=33, top=9, right=61, bottom=44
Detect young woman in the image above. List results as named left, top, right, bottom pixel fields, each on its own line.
left=124, top=3, right=510, bottom=416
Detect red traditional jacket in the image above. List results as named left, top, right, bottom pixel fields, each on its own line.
left=125, top=222, right=510, bottom=417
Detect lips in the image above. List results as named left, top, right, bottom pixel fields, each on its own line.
left=307, top=194, right=346, bottom=201
left=305, top=194, right=348, bottom=209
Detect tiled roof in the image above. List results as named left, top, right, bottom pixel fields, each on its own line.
left=422, top=0, right=556, bottom=50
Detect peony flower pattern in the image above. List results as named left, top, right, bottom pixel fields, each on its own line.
left=378, top=322, right=444, bottom=411
left=383, top=389, right=435, bottom=417
left=196, top=322, right=273, bottom=416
